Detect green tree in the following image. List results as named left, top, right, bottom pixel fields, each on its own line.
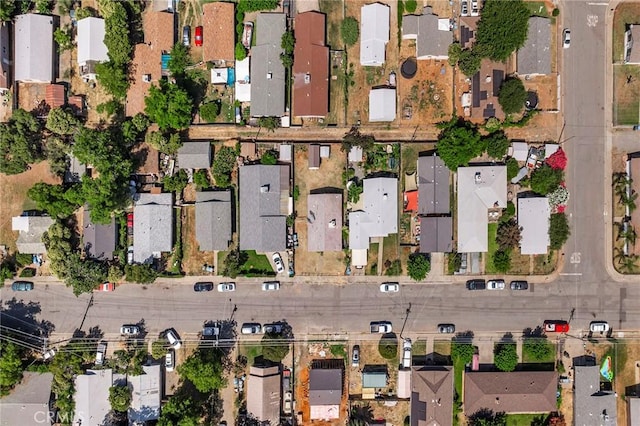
left=235, top=41, right=247, bottom=61
left=448, top=42, right=462, bottom=67
left=258, top=116, right=280, bottom=132
left=193, top=169, right=211, bottom=189
left=531, top=165, right=564, bottom=195
left=145, top=81, right=193, bottom=130
left=145, top=131, right=183, bottom=155
left=378, top=337, right=398, bottom=359
left=281, top=30, right=295, bottom=54
left=163, top=169, right=189, bottom=193
left=492, top=249, right=512, bottom=273
left=506, top=157, right=520, bottom=180
left=494, top=343, right=518, bottom=372
left=49, top=342, right=86, bottom=420
left=64, top=252, right=108, bottom=295
left=342, top=127, right=375, bottom=152
left=46, top=108, right=81, bottom=135
left=35, top=0, right=52, bottom=14
left=451, top=341, right=475, bottom=364
left=407, top=253, right=431, bottom=281
left=436, top=119, right=484, bottom=170
left=158, top=394, right=202, bottom=426
left=458, top=48, right=482, bottom=76
left=96, top=61, right=129, bottom=99
left=404, top=0, right=418, bottom=13
left=485, top=131, right=510, bottom=159
left=341, top=17, right=359, bottom=46
left=125, top=264, right=157, bottom=283
left=498, top=78, right=527, bottom=115
left=261, top=151, right=277, bottom=165
left=212, top=146, right=236, bottom=188
left=347, top=180, right=363, bottom=203
left=496, top=219, right=521, bottom=251
left=167, top=42, right=192, bottom=79
left=549, top=213, right=570, bottom=250
left=349, top=405, right=375, bottom=426
left=199, top=101, right=221, bottom=122
left=109, top=385, right=132, bottom=412
left=54, top=26, right=74, bottom=52
left=0, top=109, right=43, bottom=175
left=28, top=183, right=79, bottom=218
left=45, top=137, right=70, bottom=177
left=262, top=332, right=290, bottom=362
left=474, top=0, right=530, bottom=61
left=104, top=2, right=132, bottom=65
left=222, top=249, right=248, bottom=278
left=0, top=0, right=15, bottom=21
left=0, top=262, right=14, bottom=282
left=178, top=348, right=226, bottom=393
left=0, top=342, right=23, bottom=396
left=151, top=339, right=169, bottom=359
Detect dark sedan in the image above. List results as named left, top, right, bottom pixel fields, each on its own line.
left=466, top=279, right=486, bottom=290
left=510, top=281, right=529, bottom=290
left=194, top=282, right=214, bottom=292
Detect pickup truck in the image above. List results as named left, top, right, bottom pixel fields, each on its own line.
left=370, top=321, right=393, bottom=334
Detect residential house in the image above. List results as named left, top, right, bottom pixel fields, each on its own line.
left=360, top=3, right=390, bottom=66
left=128, top=364, right=162, bottom=424
left=133, top=192, right=173, bottom=263
left=195, top=191, right=232, bottom=251
left=12, top=215, right=54, bottom=254
left=0, top=23, right=9, bottom=90
left=0, top=372, right=53, bottom=426
left=469, top=60, right=506, bottom=120
left=250, top=13, right=286, bottom=117
left=307, top=192, right=343, bottom=252
left=417, top=155, right=450, bottom=215
left=362, top=365, right=388, bottom=399
left=126, top=10, right=175, bottom=116
left=459, top=16, right=479, bottom=50
left=239, top=164, right=290, bottom=252
left=625, top=24, right=640, bottom=64
left=64, top=154, right=86, bottom=183
left=309, top=365, right=343, bottom=420
left=77, top=17, right=109, bottom=81
left=517, top=17, right=551, bottom=76
left=369, top=88, right=396, bottom=122
left=235, top=57, right=251, bottom=102
left=73, top=369, right=113, bottom=426
left=14, top=14, right=54, bottom=82
left=402, top=7, right=453, bottom=60
left=518, top=196, right=550, bottom=255
left=574, top=364, right=617, bottom=426
left=420, top=217, right=452, bottom=253
left=293, top=11, right=329, bottom=118
left=464, top=371, right=558, bottom=415
left=457, top=165, right=507, bottom=253
left=627, top=397, right=640, bottom=426
left=246, top=365, right=281, bottom=425
left=628, top=153, right=640, bottom=256
left=177, top=142, right=212, bottom=169
left=411, top=366, right=454, bottom=426
left=83, top=209, right=117, bottom=260
left=202, top=1, right=235, bottom=63
left=349, top=177, right=398, bottom=266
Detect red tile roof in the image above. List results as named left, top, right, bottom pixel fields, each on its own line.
left=292, top=11, right=329, bottom=118
left=202, top=2, right=235, bottom=62
left=404, top=190, right=418, bottom=212
left=45, top=84, right=65, bottom=109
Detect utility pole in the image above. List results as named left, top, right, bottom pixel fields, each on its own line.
left=78, top=294, right=94, bottom=332
left=399, top=303, right=412, bottom=340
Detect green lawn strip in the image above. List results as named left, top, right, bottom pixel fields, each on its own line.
left=506, top=413, right=549, bottom=426
left=485, top=223, right=498, bottom=273
left=240, top=250, right=274, bottom=275
left=522, top=339, right=556, bottom=364
left=240, top=343, right=262, bottom=366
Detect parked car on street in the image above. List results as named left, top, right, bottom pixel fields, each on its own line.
left=543, top=320, right=570, bottom=333
left=241, top=323, right=262, bottom=334
left=352, top=345, right=360, bottom=367
left=165, top=349, right=175, bottom=372
left=217, top=282, right=236, bottom=292
left=272, top=252, right=285, bottom=274
left=466, top=279, right=486, bottom=290
left=194, top=26, right=203, bottom=46
left=370, top=321, right=393, bottom=333
left=194, top=282, right=214, bottom=292
left=590, top=321, right=610, bottom=333
left=95, top=282, right=115, bottom=292
left=461, top=0, right=469, bottom=16
left=438, top=324, right=456, bottom=334
left=262, top=281, right=280, bottom=291
left=402, top=339, right=412, bottom=368
left=183, top=25, right=190, bottom=46
left=563, top=28, right=571, bottom=48
left=12, top=281, right=34, bottom=291
left=96, top=342, right=107, bottom=365
left=487, top=279, right=505, bottom=290
left=165, top=329, right=182, bottom=349
left=264, top=323, right=283, bottom=334
left=120, top=325, right=140, bottom=336
left=510, top=281, right=529, bottom=290
left=380, top=282, right=399, bottom=293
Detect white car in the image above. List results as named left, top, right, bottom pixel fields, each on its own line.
left=165, top=349, right=175, bottom=372
left=590, top=321, right=610, bottom=333
left=402, top=339, right=412, bottom=368
left=487, top=279, right=505, bottom=290
left=563, top=28, right=571, bottom=49
left=272, top=252, right=285, bottom=274
left=96, top=342, right=107, bottom=365
left=120, top=325, right=140, bottom=336
left=461, top=0, right=469, bottom=16
left=380, top=282, right=399, bottom=293
left=165, top=329, right=182, bottom=350
left=262, top=281, right=280, bottom=291
left=217, top=282, right=236, bottom=292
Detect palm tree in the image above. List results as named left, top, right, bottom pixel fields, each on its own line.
left=348, top=404, right=374, bottom=426
left=613, top=247, right=627, bottom=264
left=613, top=172, right=632, bottom=199
left=617, top=223, right=637, bottom=246
left=620, top=254, right=639, bottom=273
left=621, top=190, right=640, bottom=213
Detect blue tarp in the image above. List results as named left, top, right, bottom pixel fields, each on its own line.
left=161, top=54, right=170, bottom=71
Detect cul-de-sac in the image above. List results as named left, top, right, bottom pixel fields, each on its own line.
left=1, top=0, right=640, bottom=425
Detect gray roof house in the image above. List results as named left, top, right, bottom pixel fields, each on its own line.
left=77, top=17, right=109, bottom=80
left=133, top=193, right=173, bottom=263
left=239, top=164, right=290, bottom=252
left=517, top=17, right=551, bottom=75
left=360, top=3, right=389, bottom=66
left=15, top=14, right=54, bottom=82
left=83, top=209, right=116, bottom=260
left=457, top=165, right=507, bottom=253
left=64, top=154, right=87, bottom=183
left=419, top=216, right=452, bottom=253
left=309, top=368, right=343, bottom=420
left=627, top=397, right=640, bottom=426
left=0, top=23, right=10, bottom=89
left=411, top=366, right=453, bottom=426
left=177, top=142, right=212, bottom=169
left=195, top=191, right=232, bottom=251
left=128, top=364, right=162, bottom=424
left=307, top=193, right=343, bottom=252
left=518, top=196, right=550, bottom=255
left=11, top=215, right=54, bottom=254
left=246, top=365, right=281, bottom=425
left=0, top=372, right=53, bottom=426
left=574, top=365, right=617, bottom=426
left=402, top=7, right=453, bottom=60
left=349, top=177, right=398, bottom=250
left=417, top=154, right=450, bottom=215
left=250, top=13, right=286, bottom=117
left=73, top=369, right=113, bottom=426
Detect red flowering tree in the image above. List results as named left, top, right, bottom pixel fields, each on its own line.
left=547, top=147, right=567, bottom=170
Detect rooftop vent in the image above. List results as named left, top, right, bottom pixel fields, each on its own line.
left=328, top=219, right=336, bottom=228
left=142, top=74, right=152, bottom=83
left=260, top=185, right=270, bottom=193
left=267, top=72, right=273, bottom=79
left=304, top=73, right=311, bottom=84
left=474, top=172, right=482, bottom=183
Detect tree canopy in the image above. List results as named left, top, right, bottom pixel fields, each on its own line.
left=474, top=0, right=530, bottom=62
left=167, top=42, right=192, bottom=80
left=212, top=146, right=237, bottom=188
left=46, top=108, right=81, bottom=135
left=28, top=183, right=79, bottom=219
left=144, top=80, right=193, bottom=130
left=484, top=131, right=510, bottom=159
left=96, top=61, right=129, bottom=99
left=199, top=101, right=221, bottom=123
left=0, top=109, right=43, bottom=174
left=494, top=343, right=518, bottom=371
left=177, top=348, right=226, bottom=393
left=436, top=119, right=484, bottom=170
left=530, top=164, right=564, bottom=195
left=0, top=342, right=23, bottom=396
left=109, top=385, right=132, bottom=412
left=407, top=253, right=431, bottom=281
left=125, top=264, right=157, bottom=283
left=104, top=2, right=132, bottom=65
left=549, top=213, right=570, bottom=250
left=341, top=17, right=359, bottom=46
left=342, top=127, right=375, bottom=152
left=492, top=249, right=512, bottom=273
left=498, top=78, right=527, bottom=115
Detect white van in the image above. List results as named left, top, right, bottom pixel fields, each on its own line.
left=402, top=339, right=412, bottom=368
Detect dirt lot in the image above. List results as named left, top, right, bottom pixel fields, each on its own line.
left=523, top=75, right=557, bottom=112
left=0, top=162, right=60, bottom=252
left=181, top=204, right=217, bottom=275
left=614, top=64, right=640, bottom=126
left=504, top=112, right=560, bottom=142
left=294, top=144, right=348, bottom=275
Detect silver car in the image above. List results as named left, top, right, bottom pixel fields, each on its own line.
left=380, top=282, right=399, bottom=293
left=217, top=282, right=236, bottom=292
left=487, top=279, right=505, bottom=290
left=262, top=281, right=280, bottom=291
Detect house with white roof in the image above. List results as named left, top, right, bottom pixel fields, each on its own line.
left=360, top=3, right=389, bottom=66
left=73, top=369, right=113, bottom=426
left=235, top=57, right=251, bottom=102
left=349, top=177, right=398, bottom=266
left=518, top=196, right=550, bottom=255
left=14, top=14, right=54, bottom=82
left=77, top=17, right=109, bottom=81
left=369, top=88, right=396, bottom=122
left=128, top=364, right=162, bottom=424
left=133, top=192, right=173, bottom=263
left=457, top=165, right=507, bottom=253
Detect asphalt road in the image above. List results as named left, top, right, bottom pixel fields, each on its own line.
left=0, top=2, right=629, bottom=347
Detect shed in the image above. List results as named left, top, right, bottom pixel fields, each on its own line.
left=45, top=84, right=65, bottom=109
left=511, top=142, right=529, bottom=162
left=279, top=144, right=292, bottom=162
left=369, top=88, right=396, bottom=122
left=211, top=68, right=228, bottom=84
left=320, top=145, right=331, bottom=158
left=309, top=144, right=321, bottom=169
left=349, top=146, right=363, bottom=163
left=235, top=58, right=251, bottom=102
left=397, top=369, right=411, bottom=399
left=77, top=17, right=108, bottom=80
left=177, top=142, right=212, bottom=169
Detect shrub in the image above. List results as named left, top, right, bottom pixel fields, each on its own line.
left=193, top=169, right=211, bottom=189
left=552, top=7, right=559, bottom=16
left=485, top=131, right=510, bottom=159
left=496, top=219, right=521, bottom=250
left=493, top=249, right=512, bottom=273
left=523, top=338, right=553, bottom=361
left=407, top=253, right=430, bottom=281
left=494, top=343, right=518, bottom=372
left=19, top=268, right=36, bottom=277
left=261, top=151, right=277, bottom=165
left=451, top=341, right=474, bottom=364
left=378, top=337, right=398, bottom=359
left=531, top=165, right=564, bottom=195
left=340, top=17, right=359, bottom=46
left=199, top=101, right=221, bottom=123
left=549, top=213, right=570, bottom=249
left=447, top=252, right=462, bottom=274
left=448, top=42, right=462, bottom=66
left=546, top=147, right=567, bottom=170
left=125, top=264, right=157, bottom=283
left=385, top=259, right=402, bottom=276
left=506, top=157, right=520, bottom=180
left=235, top=42, right=247, bottom=60
left=405, top=0, right=417, bottom=13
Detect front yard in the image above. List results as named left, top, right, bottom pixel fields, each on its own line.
left=613, top=64, right=640, bottom=126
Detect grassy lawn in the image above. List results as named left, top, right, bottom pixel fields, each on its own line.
left=330, top=343, right=347, bottom=358
left=240, top=344, right=262, bottom=366
left=319, top=0, right=343, bottom=48
left=522, top=339, right=556, bottom=364
left=434, top=340, right=451, bottom=356
left=533, top=252, right=556, bottom=275
left=613, top=3, right=640, bottom=62
left=485, top=223, right=498, bottom=273
left=216, top=250, right=274, bottom=276
left=506, top=414, right=549, bottom=426
left=413, top=339, right=427, bottom=356
left=453, top=357, right=465, bottom=398
left=614, top=65, right=640, bottom=125
left=603, top=340, right=627, bottom=382
left=382, top=233, right=400, bottom=267
left=524, top=1, right=549, bottom=17
left=366, top=242, right=380, bottom=275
